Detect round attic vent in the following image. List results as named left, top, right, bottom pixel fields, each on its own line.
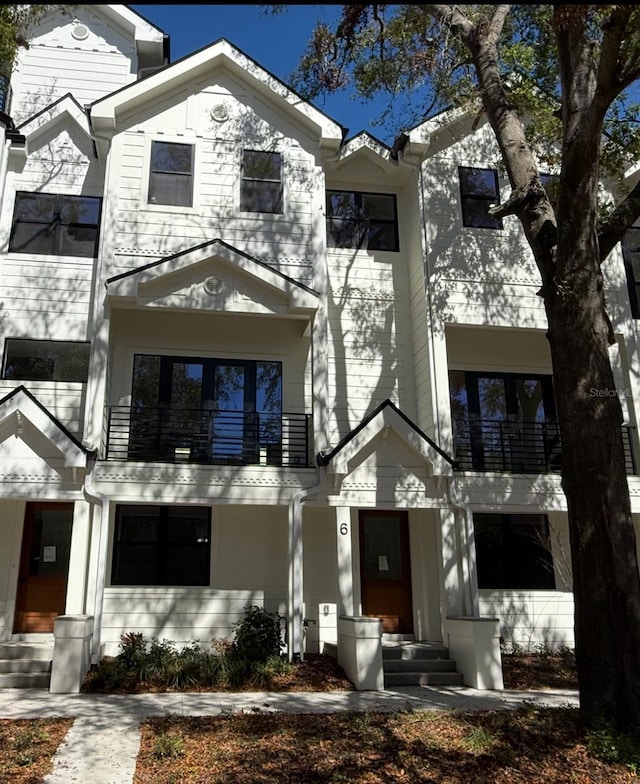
left=210, top=103, right=230, bottom=123
left=71, top=23, right=89, bottom=40
left=203, top=276, right=225, bottom=296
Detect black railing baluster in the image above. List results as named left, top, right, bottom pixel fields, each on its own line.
left=104, top=406, right=311, bottom=467
left=451, top=418, right=638, bottom=475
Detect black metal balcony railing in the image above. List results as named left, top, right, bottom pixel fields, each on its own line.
left=105, top=407, right=312, bottom=467
left=453, top=419, right=638, bottom=475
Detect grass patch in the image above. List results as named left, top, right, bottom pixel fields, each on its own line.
left=0, top=718, right=73, bottom=784
left=135, top=707, right=639, bottom=784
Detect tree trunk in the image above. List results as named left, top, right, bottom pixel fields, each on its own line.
left=545, top=271, right=640, bottom=732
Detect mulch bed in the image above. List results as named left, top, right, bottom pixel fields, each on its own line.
left=134, top=708, right=638, bottom=783
left=0, top=718, right=73, bottom=784
left=501, top=653, right=579, bottom=691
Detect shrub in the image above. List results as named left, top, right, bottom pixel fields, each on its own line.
left=232, top=605, right=284, bottom=664
left=587, top=721, right=640, bottom=773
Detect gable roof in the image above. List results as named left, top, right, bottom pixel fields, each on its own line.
left=317, top=399, right=454, bottom=479
left=105, top=238, right=319, bottom=317
left=89, top=37, right=345, bottom=149
left=11, top=94, right=93, bottom=157
left=0, top=386, right=88, bottom=469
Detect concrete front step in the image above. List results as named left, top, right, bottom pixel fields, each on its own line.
left=0, top=642, right=54, bottom=660
left=384, top=670, right=465, bottom=687
left=0, top=658, right=52, bottom=674
left=382, top=640, right=463, bottom=687
left=382, top=642, right=450, bottom=661
left=0, top=641, right=54, bottom=689
left=0, top=672, right=51, bottom=688
left=383, top=658, right=458, bottom=674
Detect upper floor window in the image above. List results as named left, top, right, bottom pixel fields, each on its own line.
left=622, top=227, right=640, bottom=319
left=474, top=512, right=555, bottom=590
left=9, top=192, right=102, bottom=257
left=449, top=370, right=558, bottom=473
left=458, top=166, right=503, bottom=229
left=2, top=338, right=90, bottom=382
left=129, top=354, right=283, bottom=464
left=241, top=150, right=282, bottom=213
left=148, top=141, right=193, bottom=207
left=326, top=190, right=399, bottom=251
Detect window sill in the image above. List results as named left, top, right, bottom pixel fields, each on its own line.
left=4, top=252, right=97, bottom=262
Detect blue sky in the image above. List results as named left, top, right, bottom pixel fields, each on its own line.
left=129, top=4, right=405, bottom=145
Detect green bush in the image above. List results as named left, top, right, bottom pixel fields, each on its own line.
left=84, top=606, right=288, bottom=692
left=232, top=605, right=284, bottom=664
left=587, top=722, right=640, bottom=773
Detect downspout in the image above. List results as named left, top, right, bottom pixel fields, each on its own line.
left=83, top=453, right=110, bottom=664
left=287, top=463, right=327, bottom=662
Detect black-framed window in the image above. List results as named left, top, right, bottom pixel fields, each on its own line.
left=148, top=141, right=194, bottom=207
left=474, top=512, right=555, bottom=589
left=2, top=338, right=90, bottom=382
left=111, top=505, right=211, bottom=586
left=458, top=166, right=503, bottom=229
left=129, top=354, right=282, bottom=463
left=326, top=190, right=399, bottom=251
left=241, top=150, right=282, bottom=213
left=9, top=192, right=102, bottom=257
left=622, top=227, right=640, bottom=319
left=449, top=370, right=558, bottom=472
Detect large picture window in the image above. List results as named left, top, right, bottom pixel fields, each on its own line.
left=9, top=192, right=102, bottom=257
left=326, top=190, right=399, bottom=251
left=148, top=141, right=194, bottom=207
left=111, top=505, right=211, bottom=586
left=474, top=512, right=555, bottom=589
left=458, top=167, right=503, bottom=229
left=129, top=354, right=282, bottom=464
left=241, top=150, right=282, bottom=213
left=2, top=338, right=90, bottom=382
left=449, top=370, right=558, bottom=472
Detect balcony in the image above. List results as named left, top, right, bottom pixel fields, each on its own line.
left=452, top=419, right=637, bottom=475
left=104, top=407, right=312, bottom=467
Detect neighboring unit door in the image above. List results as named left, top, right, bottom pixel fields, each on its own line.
left=359, top=510, right=413, bottom=634
left=13, top=502, right=74, bottom=633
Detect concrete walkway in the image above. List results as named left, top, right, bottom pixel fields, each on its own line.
left=0, top=686, right=580, bottom=784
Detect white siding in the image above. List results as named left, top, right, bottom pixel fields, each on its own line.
left=10, top=7, right=138, bottom=125
left=100, top=588, right=264, bottom=656
left=479, top=591, right=575, bottom=650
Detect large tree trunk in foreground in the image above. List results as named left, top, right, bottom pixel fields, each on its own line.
left=545, top=260, right=640, bottom=732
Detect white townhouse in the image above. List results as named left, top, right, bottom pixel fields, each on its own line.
left=0, top=4, right=639, bottom=692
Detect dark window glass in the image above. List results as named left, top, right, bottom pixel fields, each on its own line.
left=148, top=141, right=193, bottom=207
left=326, top=190, right=399, bottom=251
left=129, top=355, right=283, bottom=464
left=622, top=227, right=640, bottom=319
left=241, top=150, right=282, bottom=213
left=449, top=370, right=559, bottom=472
left=9, top=192, right=102, bottom=256
left=2, top=338, right=90, bottom=382
left=111, top=505, right=211, bottom=586
left=474, top=513, right=555, bottom=589
left=458, top=167, right=503, bottom=229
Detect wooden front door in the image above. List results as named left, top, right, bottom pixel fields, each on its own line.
left=14, top=502, right=74, bottom=634
left=359, top=510, right=413, bottom=634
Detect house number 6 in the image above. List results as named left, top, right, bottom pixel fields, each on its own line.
left=340, top=523, right=349, bottom=535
